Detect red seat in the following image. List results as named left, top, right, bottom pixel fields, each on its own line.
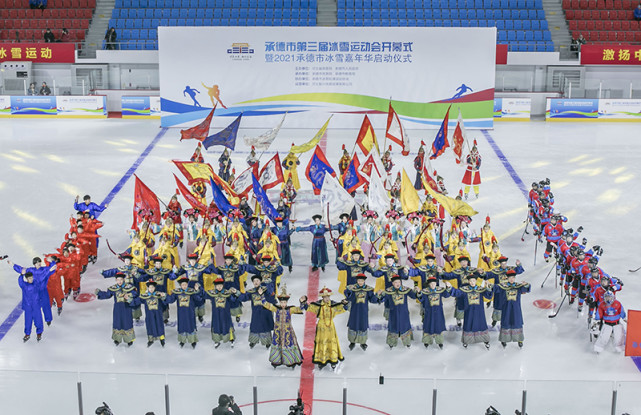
left=600, top=10, right=609, bottom=19
left=569, top=20, right=578, bottom=30
left=0, top=10, right=9, bottom=18
left=578, top=20, right=586, bottom=30
left=631, top=21, right=640, bottom=30
left=635, top=32, right=641, bottom=42
left=605, top=0, right=614, bottom=7
left=84, top=10, right=93, bottom=19
left=562, top=0, right=570, bottom=8
left=620, top=21, right=630, bottom=30
left=88, top=0, right=95, bottom=8
left=596, top=0, right=605, bottom=8
left=579, top=0, right=588, bottom=8
left=58, top=10, right=68, bottom=18
left=37, top=19, right=47, bottom=29
left=594, top=20, right=603, bottom=30
left=4, top=20, right=14, bottom=29
left=566, top=10, right=575, bottom=18
left=586, top=20, right=595, bottom=30
left=80, top=20, right=89, bottom=29
left=9, top=10, right=18, bottom=19
left=598, top=31, right=607, bottom=41
left=613, top=0, right=622, bottom=8
left=590, top=10, right=600, bottom=19
left=24, top=29, right=34, bottom=40
left=624, top=32, right=634, bottom=42
left=67, top=10, right=76, bottom=19
left=609, top=32, right=618, bottom=41
left=612, top=20, right=621, bottom=30
left=50, top=10, right=59, bottom=19
left=618, top=10, right=629, bottom=19
left=54, top=20, right=63, bottom=29
left=78, top=0, right=87, bottom=7
left=602, top=20, right=613, bottom=30
left=0, top=31, right=8, bottom=40
left=570, top=0, right=579, bottom=8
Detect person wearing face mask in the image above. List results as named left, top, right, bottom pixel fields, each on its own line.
left=95, top=272, right=140, bottom=346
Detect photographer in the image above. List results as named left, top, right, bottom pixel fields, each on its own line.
left=212, top=394, right=241, bottom=415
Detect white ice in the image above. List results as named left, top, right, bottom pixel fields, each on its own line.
left=0, top=118, right=639, bottom=415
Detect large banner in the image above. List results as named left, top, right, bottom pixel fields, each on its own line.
left=0, top=43, right=76, bottom=64
left=546, top=99, right=641, bottom=121
left=580, top=45, right=641, bottom=66
left=159, top=27, right=496, bottom=129
left=57, top=96, right=107, bottom=117
left=122, top=96, right=161, bottom=118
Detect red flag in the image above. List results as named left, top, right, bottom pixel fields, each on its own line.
left=173, top=173, right=207, bottom=213
left=179, top=105, right=216, bottom=142
left=429, top=105, right=451, bottom=160
left=132, top=175, right=161, bottom=229
left=258, top=153, right=284, bottom=190
left=361, top=151, right=384, bottom=179
left=422, top=166, right=440, bottom=193
left=386, top=103, right=410, bottom=156
left=625, top=309, right=641, bottom=356
left=452, top=107, right=466, bottom=164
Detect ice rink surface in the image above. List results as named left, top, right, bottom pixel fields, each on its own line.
left=0, top=118, right=640, bottom=415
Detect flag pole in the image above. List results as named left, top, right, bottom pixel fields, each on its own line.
left=382, top=97, right=391, bottom=152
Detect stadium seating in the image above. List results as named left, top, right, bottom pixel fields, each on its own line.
left=0, top=0, right=95, bottom=44
left=336, top=0, right=555, bottom=51
left=563, top=0, right=641, bottom=45
left=108, top=0, right=318, bottom=50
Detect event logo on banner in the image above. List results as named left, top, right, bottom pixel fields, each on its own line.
left=598, top=100, right=641, bottom=120
left=158, top=27, right=496, bottom=129
left=546, top=99, right=641, bottom=121
left=494, top=98, right=531, bottom=120
left=122, top=96, right=151, bottom=116
left=0, top=96, right=11, bottom=116
left=0, top=43, right=76, bottom=63
left=10, top=96, right=57, bottom=115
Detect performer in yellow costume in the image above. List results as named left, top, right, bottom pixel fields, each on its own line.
left=281, top=146, right=301, bottom=190
left=477, top=217, right=497, bottom=271
left=307, top=287, right=347, bottom=370
left=126, top=232, right=147, bottom=268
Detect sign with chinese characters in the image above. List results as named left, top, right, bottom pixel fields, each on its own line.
left=580, top=45, right=641, bottom=65
left=0, top=43, right=76, bottom=64
left=159, top=27, right=496, bottom=129
left=494, top=98, right=531, bottom=120
left=0, top=95, right=106, bottom=117
left=122, top=96, right=161, bottom=118
left=546, top=99, right=641, bottom=121
left=57, top=96, right=107, bottom=117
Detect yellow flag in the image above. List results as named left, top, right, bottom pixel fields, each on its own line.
left=400, top=169, right=420, bottom=215
left=423, top=179, right=478, bottom=217
left=290, top=115, right=332, bottom=154
left=356, top=115, right=380, bottom=156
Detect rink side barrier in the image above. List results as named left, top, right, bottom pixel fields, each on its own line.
left=546, top=98, right=641, bottom=122
left=493, top=98, right=532, bottom=121
left=0, top=95, right=107, bottom=118
left=121, top=96, right=161, bottom=119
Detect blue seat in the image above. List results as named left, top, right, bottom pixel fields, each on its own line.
left=514, top=20, right=522, bottom=30
left=500, top=0, right=508, bottom=8
left=159, top=18, right=168, bottom=26
left=537, top=10, right=545, bottom=19
left=522, top=20, right=530, bottom=29
left=531, top=20, right=540, bottom=30
left=516, top=31, right=525, bottom=40
left=543, top=31, right=551, bottom=41
left=505, top=19, right=513, bottom=29
left=507, top=30, right=516, bottom=40
left=518, top=0, right=526, bottom=7
left=176, top=18, right=185, bottom=25
left=168, top=18, right=177, bottom=25
left=534, top=0, right=541, bottom=7
left=450, top=10, right=459, bottom=19
left=497, top=30, right=506, bottom=41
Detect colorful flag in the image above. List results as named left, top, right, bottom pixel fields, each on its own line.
left=173, top=173, right=207, bottom=213
left=386, top=103, right=410, bottom=156
left=232, top=166, right=255, bottom=196
left=452, top=107, right=467, bottom=164
left=355, top=115, right=380, bottom=156
left=342, top=152, right=366, bottom=193
left=305, top=145, right=336, bottom=195
left=131, top=175, right=161, bottom=229
left=258, top=153, right=284, bottom=190
left=625, top=309, right=641, bottom=356
left=424, top=182, right=478, bottom=217
left=360, top=150, right=386, bottom=179
left=422, top=166, right=439, bottom=193
left=429, top=105, right=451, bottom=160
left=252, top=174, right=279, bottom=223
left=400, top=169, right=420, bottom=215
left=209, top=177, right=236, bottom=215
left=179, top=105, right=216, bottom=141
left=172, top=160, right=215, bottom=184
left=202, top=113, right=242, bottom=150
left=243, top=113, right=286, bottom=150
left=291, top=115, right=332, bottom=154
left=320, top=172, right=355, bottom=224
left=368, top=170, right=390, bottom=214
left=211, top=172, right=241, bottom=205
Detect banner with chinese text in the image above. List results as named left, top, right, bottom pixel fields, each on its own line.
left=0, top=43, right=75, bottom=64
left=580, top=45, right=641, bottom=65
left=57, top=96, right=107, bottom=117
left=159, top=27, right=496, bottom=129
left=494, top=98, right=531, bottom=121
left=0, top=95, right=106, bottom=117
left=546, top=98, right=641, bottom=121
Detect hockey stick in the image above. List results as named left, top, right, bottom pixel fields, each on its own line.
left=540, top=262, right=556, bottom=288
left=548, top=293, right=567, bottom=318
left=628, top=266, right=641, bottom=272
left=520, top=214, right=530, bottom=242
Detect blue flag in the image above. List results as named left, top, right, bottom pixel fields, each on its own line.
left=342, top=153, right=365, bottom=193
left=252, top=174, right=280, bottom=224
left=305, top=146, right=336, bottom=195
left=209, top=177, right=235, bottom=214
left=429, top=105, right=451, bottom=160
left=202, top=114, right=242, bottom=150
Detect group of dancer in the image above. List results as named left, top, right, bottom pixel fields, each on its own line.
left=529, top=179, right=627, bottom=353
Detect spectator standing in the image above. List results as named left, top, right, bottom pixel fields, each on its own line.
left=59, top=28, right=70, bottom=43
left=39, top=82, right=51, bottom=96
left=634, top=4, right=641, bottom=21
left=43, top=29, right=55, bottom=43
left=104, top=28, right=117, bottom=50
left=27, top=83, right=37, bottom=96
left=211, top=394, right=242, bottom=415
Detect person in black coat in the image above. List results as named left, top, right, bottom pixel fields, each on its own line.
left=211, top=394, right=242, bottom=415
left=39, top=82, right=51, bottom=96
left=43, top=28, right=55, bottom=43
left=104, top=27, right=117, bottom=50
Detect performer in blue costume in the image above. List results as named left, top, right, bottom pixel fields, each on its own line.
left=377, top=275, right=417, bottom=348
left=95, top=272, right=140, bottom=346
left=138, top=255, right=178, bottom=323
left=245, top=255, right=283, bottom=295
left=343, top=273, right=381, bottom=350
left=164, top=276, right=203, bottom=348
left=139, top=279, right=167, bottom=347
left=11, top=257, right=57, bottom=327
left=174, top=253, right=209, bottom=322
left=336, top=251, right=373, bottom=288
left=417, top=276, right=452, bottom=348
left=17, top=271, right=45, bottom=342
left=448, top=275, right=494, bottom=349
left=203, top=277, right=241, bottom=348
left=492, top=270, right=531, bottom=348
left=238, top=275, right=277, bottom=348
left=440, top=256, right=485, bottom=327
left=74, top=194, right=107, bottom=219
left=272, top=217, right=295, bottom=273
left=295, top=214, right=335, bottom=271
left=101, top=253, right=144, bottom=321
left=209, top=254, right=249, bottom=322
left=484, top=256, right=524, bottom=327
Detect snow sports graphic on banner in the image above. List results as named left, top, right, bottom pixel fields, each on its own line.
left=158, top=27, right=496, bottom=129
